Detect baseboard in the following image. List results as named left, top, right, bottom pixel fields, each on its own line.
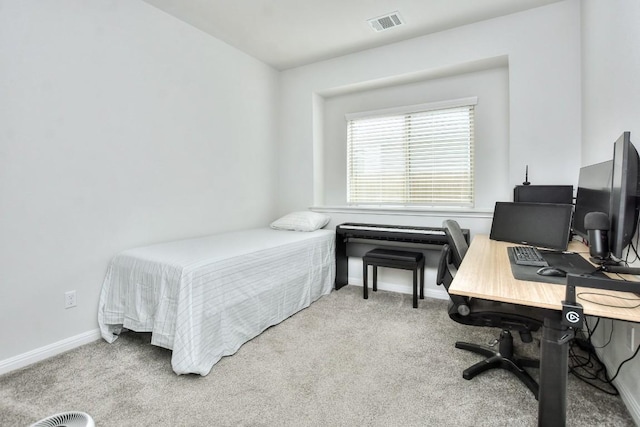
left=347, top=276, right=449, bottom=301
left=595, top=347, right=640, bottom=425
left=0, top=329, right=101, bottom=376
left=616, top=375, right=640, bottom=425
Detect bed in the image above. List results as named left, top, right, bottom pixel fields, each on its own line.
left=98, top=226, right=335, bottom=375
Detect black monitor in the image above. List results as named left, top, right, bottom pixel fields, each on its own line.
left=609, top=132, right=640, bottom=259
left=490, top=202, right=574, bottom=251
left=573, top=160, right=613, bottom=240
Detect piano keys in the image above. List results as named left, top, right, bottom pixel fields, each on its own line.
left=335, top=222, right=470, bottom=289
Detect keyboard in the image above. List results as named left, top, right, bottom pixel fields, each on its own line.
left=337, top=224, right=445, bottom=236
left=510, top=246, right=549, bottom=267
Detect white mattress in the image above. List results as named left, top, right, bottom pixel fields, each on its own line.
left=98, top=227, right=335, bottom=375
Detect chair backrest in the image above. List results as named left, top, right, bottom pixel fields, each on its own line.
left=442, top=219, right=469, bottom=268
left=436, top=244, right=453, bottom=289
left=435, top=243, right=471, bottom=317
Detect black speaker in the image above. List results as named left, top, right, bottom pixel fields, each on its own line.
left=584, top=211, right=610, bottom=261
left=513, top=185, right=574, bottom=204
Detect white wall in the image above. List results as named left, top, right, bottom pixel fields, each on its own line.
left=581, top=0, right=640, bottom=422
left=278, top=0, right=582, bottom=220
left=582, top=0, right=640, bottom=166
left=0, top=1, right=279, bottom=363
left=277, top=0, right=581, bottom=296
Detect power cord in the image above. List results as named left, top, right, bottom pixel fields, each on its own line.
left=608, top=341, right=640, bottom=382
left=569, top=318, right=640, bottom=394
left=622, top=217, right=640, bottom=264
left=577, top=291, right=640, bottom=309
left=569, top=321, right=619, bottom=395
left=569, top=338, right=619, bottom=395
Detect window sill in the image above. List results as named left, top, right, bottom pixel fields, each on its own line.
left=310, top=205, right=494, bottom=218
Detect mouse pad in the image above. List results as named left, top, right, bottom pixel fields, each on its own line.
left=507, top=248, right=605, bottom=285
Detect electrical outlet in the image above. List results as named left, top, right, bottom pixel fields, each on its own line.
left=65, top=290, right=77, bottom=309
left=626, top=322, right=635, bottom=352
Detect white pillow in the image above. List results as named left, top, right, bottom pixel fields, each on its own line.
left=270, top=211, right=331, bottom=232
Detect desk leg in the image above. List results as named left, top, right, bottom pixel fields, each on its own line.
left=335, top=237, right=348, bottom=290
left=538, top=315, right=569, bottom=427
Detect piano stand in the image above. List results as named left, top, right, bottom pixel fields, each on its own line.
left=335, top=223, right=469, bottom=290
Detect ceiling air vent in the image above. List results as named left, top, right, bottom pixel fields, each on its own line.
left=367, top=11, right=404, bottom=32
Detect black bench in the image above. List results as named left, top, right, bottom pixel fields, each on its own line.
left=362, top=248, right=425, bottom=308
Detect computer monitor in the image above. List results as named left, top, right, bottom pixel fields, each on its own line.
left=609, top=132, right=640, bottom=259
left=490, top=202, right=574, bottom=251
left=573, top=160, right=613, bottom=240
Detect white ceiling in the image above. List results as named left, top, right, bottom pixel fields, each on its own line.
left=143, top=0, right=564, bottom=70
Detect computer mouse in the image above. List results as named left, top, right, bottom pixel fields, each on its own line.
left=536, top=266, right=568, bottom=277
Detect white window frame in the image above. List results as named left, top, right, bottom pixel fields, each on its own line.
left=346, top=97, right=477, bottom=208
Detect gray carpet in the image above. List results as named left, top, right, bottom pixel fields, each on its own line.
left=0, top=286, right=635, bottom=426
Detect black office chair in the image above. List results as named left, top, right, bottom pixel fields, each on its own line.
left=436, top=219, right=548, bottom=399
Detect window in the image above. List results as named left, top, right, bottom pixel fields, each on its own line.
left=346, top=97, right=476, bottom=207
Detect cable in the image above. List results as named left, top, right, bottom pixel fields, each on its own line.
left=568, top=335, right=619, bottom=395
left=582, top=317, right=613, bottom=349
left=577, top=291, right=640, bottom=309
left=586, top=318, right=614, bottom=349
left=569, top=318, right=640, bottom=393
left=608, top=340, right=640, bottom=382
left=628, top=240, right=640, bottom=264
left=569, top=322, right=618, bottom=394
left=585, top=317, right=600, bottom=341
left=624, top=217, right=640, bottom=264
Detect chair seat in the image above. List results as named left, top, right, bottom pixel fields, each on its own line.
left=363, top=248, right=424, bottom=263
left=362, top=248, right=425, bottom=308
left=449, top=298, right=550, bottom=328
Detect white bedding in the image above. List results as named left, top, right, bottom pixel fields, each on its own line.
left=98, top=227, right=335, bottom=375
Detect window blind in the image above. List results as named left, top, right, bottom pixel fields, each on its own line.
left=347, top=103, right=475, bottom=207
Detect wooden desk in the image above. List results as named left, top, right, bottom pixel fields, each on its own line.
left=449, top=235, right=640, bottom=426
